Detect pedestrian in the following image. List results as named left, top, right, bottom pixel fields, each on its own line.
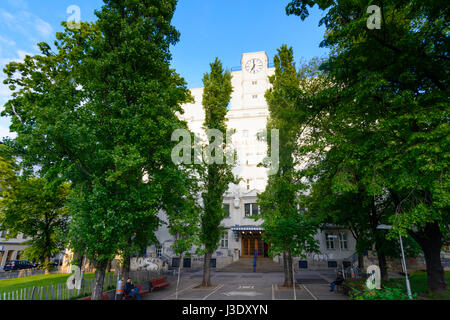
left=330, top=271, right=344, bottom=292
left=124, top=278, right=141, bottom=300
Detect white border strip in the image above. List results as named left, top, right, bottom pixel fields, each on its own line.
left=302, top=285, right=318, bottom=300
left=202, top=284, right=224, bottom=300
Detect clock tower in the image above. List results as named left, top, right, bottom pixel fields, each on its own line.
left=229, top=51, right=274, bottom=111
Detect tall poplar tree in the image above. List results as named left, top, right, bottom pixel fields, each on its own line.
left=258, top=46, right=319, bottom=288
left=199, top=58, right=234, bottom=287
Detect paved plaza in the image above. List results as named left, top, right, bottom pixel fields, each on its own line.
left=143, top=269, right=349, bottom=300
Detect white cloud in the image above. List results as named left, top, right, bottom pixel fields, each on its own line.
left=0, top=36, right=16, bottom=47
left=34, top=17, right=53, bottom=38
left=0, top=9, right=53, bottom=42
left=0, top=122, right=16, bottom=140
left=16, top=50, right=33, bottom=60
left=6, top=0, right=28, bottom=10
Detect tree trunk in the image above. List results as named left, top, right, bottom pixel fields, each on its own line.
left=377, top=252, right=389, bottom=282
left=44, top=256, right=51, bottom=275
left=374, top=241, right=389, bottom=281
left=73, top=251, right=84, bottom=270
left=410, top=222, right=447, bottom=294
left=91, top=260, right=107, bottom=300
left=106, top=260, right=111, bottom=273
left=202, top=251, right=212, bottom=287
left=121, top=254, right=131, bottom=281
left=358, top=253, right=364, bottom=270
left=283, top=250, right=293, bottom=287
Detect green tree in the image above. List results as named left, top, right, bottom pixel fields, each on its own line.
left=2, top=0, right=193, bottom=299
left=286, top=0, right=449, bottom=293
left=0, top=149, right=70, bottom=274
left=199, top=58, right=234, bottom=287
left=258, top=46, right=319, bottom=287
left=0, top=144, right=16, bottom=191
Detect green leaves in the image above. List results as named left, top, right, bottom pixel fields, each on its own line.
left=1, top=1, right=198, bottom=278
left=0, top=154, right=70, bottom=267
left=258, top=46, right=320, bottom=260
left=286, top=0, right=448, bottom=291
left=200, top=58, right=234, bottom=254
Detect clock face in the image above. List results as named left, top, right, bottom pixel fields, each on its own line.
left=245, top=58, right=264, bottom=74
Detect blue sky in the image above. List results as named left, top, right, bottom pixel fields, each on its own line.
left=0, top=0, right=329, bottom=139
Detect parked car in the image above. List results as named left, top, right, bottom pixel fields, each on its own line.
left=3, top=260, right=34, bottom=271
left=50, top=258, right=63, bottom=267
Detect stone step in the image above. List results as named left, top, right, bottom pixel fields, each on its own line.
left=217, top=258, right=283, bottom=273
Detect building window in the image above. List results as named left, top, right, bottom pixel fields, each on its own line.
left=252, top=81, right=257, bottom=85
left=245, top=203, right=259, bottom=217
left=223, top=203, right=230, bottom=218
left=220, top=231, right=228, bottom=248
left=246, top=179, right=251, bottom=190
left=156, top=245, right=162, bottom=257
left=243, top=130, right=249, bottom=137
left=16, top=251, right=21, bottom=260
left=252, top=95, right=257, bottom=99
left=339, top=232, right=348, bottom=250
left=245, top=203, right=251, bottom=216
left=326, top=233, right=337, bottom=250
left=0, top=230, right=5, bottom=238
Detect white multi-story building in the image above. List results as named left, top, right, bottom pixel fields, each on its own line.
left=149, top=51, right=356, bottom=270
left=0, top=231, right=29, bottom=267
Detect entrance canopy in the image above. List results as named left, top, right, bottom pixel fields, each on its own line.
left=231, top=225, right=264, bottom=232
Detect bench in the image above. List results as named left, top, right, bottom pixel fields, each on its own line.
left=149, top=277, right=169, bottom=292
left=336, top=282, right=351, bottom=295
left=123, top=283, right=150, bottom=300
left=80, top=292, right=109, bottom=300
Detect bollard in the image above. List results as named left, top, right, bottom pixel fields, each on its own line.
left=115, top=278, right=123, bottom=300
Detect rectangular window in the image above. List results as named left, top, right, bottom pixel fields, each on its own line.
left=0, top=230, right=5, bottom=238
left=252, top=204, right=259, bottom=216
left=252, top=81, right=257, bottom=85
left=220, top=232, right=228, bottom=248
left=245, top=203, right=259, bottom=217
left=339, top=232, right=348, bottom=250
left=156, top=245, right=162, bottom=257
left=223, top=203, right=230, bottom=218
left=245, top=203, right=251, bottom=217
left=326, top=233, right=336, bottom=250
left=252, top=95, right=257, bottom=99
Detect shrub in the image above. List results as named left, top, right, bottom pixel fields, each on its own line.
left=350, top=286, right=416, bottom=300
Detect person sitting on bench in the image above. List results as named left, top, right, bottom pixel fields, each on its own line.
left=330, top=271, right=344, bottom=292
left=124, top=278, right=141, bottom=300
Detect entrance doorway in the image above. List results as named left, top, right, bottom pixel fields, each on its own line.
left=241, top=232, right=267, bottom=257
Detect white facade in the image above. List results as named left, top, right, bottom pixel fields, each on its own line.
left=150, top=52, right=356, bottom=269
left=0, top=231, right=30, bottom=266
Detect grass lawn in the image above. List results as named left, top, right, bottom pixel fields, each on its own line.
left=346, top=271, right=450, bottom=300
left=384, top=271, right=450, bottom=300
left=0, top=272, right=114, bottom=296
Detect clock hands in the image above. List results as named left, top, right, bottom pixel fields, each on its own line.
left=246, top=59, right=261, bottom=74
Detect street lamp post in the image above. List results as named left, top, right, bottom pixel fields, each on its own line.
left=376, top=224, right=413, bottom=299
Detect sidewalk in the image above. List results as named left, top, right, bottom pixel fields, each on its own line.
left=142, top=269, right=349, bottom=300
